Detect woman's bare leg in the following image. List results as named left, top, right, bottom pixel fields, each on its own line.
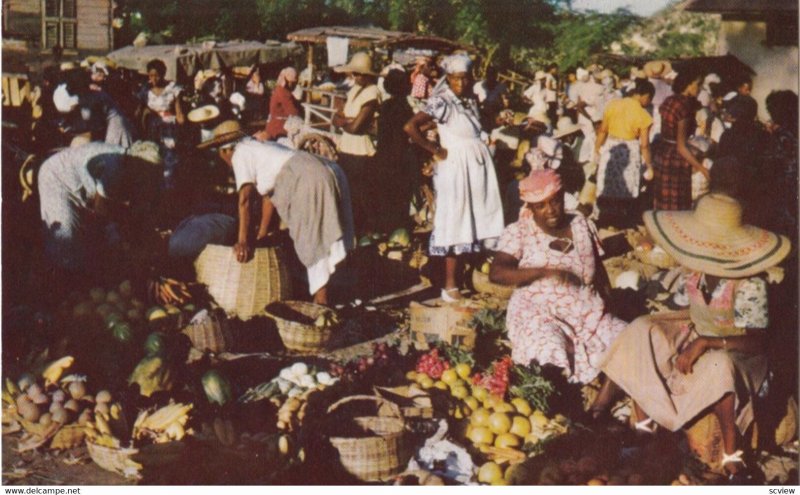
left=313, top=286, right=328, bottom=305
left=713, top=392, right=741, bottom=475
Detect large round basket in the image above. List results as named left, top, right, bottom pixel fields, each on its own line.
left=327, top=395, right=407, bottom=482
left=472, top=269, right=515, bottom=299
left=194, top=244, right=292, bottom=321
left=633, top=245, right=679, bottom=270
left=265, top=301, right=338, bottom=354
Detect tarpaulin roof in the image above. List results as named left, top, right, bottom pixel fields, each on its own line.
left=685, top=0, right=797, bottom=13
left=287, top=26, right=474, bottom=53
left=107, top=40, right=303, bottom=82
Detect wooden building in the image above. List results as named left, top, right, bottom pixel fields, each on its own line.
left=3, top=0, right=114, bottom=54
left=686, top=0, right=798, bottom=119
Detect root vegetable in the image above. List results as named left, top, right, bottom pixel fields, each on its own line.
left=39, top=412, right=53, bottom=426
left=51, top=407, right=69, bottom=424
left=52, top=390, right=66, bottom=403
left=95, top=390, right=112, bottom=403
left=64, top=399, right=79, bottom=412
left=68, top=381, right=86, bottom=400
left=18, top=401, right=40, bottom=422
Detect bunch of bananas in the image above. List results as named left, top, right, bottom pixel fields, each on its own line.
left=85, top=402, right=128, bottom=449
left=148, top=277, right=192, bottom=306
left=478, top=445, right=527, bottom=465
left=132, top=402, right=193, bottom=443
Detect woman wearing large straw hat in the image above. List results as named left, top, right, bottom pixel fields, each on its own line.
left=404, top=54, right=504, bottom=302
left=332, top=52, right=381, bottom=234
left=593, top=158, right=791, bottom=480
left=199, top=120, right=354, bottom=305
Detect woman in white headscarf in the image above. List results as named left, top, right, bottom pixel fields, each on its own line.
left=404, top=54, right=504, bottom=302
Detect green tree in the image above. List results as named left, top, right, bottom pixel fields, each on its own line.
left=552, top=8, right=640, bottom=70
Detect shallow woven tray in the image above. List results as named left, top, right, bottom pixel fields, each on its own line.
left=265, top=300, right=338, bottom=354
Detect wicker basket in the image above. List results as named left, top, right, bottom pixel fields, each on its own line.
left=472, top=269, right=515, bottom=299
left=265, top=300, right=339, bottom=354
left=408, top=298, right=478, bottom=349
left=194, top=244, right=292, bottom=321
left=633, top=245, right=679, bottom=270
left=181, top=309, right=232, bottom=353
left=86, top=441, right=143, bottom=478
left=328, top=395, right=408, bottom=482
left=374, top=385, right=434, bottom=419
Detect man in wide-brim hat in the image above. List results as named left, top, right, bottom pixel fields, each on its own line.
left=198, top=120, right=354, bottom=305
left=594, top=161, right=790, bottom=481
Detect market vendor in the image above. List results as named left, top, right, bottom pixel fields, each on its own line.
left=200, top=120, right=354, bottom=305
left=489, top=169, right=626, bottom=384
left=259, top=67, right=301, bottom=141
left=596, top=158, right=790, bottom=481
left=38, top=141, right=163, bottom=271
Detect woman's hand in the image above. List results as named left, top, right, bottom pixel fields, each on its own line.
left=233, top=241, right=253, bottom=263
left=675, top=338, right=707, bottom=374
left=332, top=112, right=347, bottom=128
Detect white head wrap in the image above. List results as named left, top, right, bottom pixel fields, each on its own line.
left=442, top=54, right=472, bottom=75
left=53, top=83, right=79, bottom=113
left=576, top=68, right=589, bottom=82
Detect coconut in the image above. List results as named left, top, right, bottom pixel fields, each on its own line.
left=95, top=390, right=112, bottom=403
left=51, top=389, right=66, bottom=403
left=63, top=399, right=80, bottom=412
left=39, top=412, right=53, bottom=427
left=51, top=407, right=69, bottom=424
left=68, top=381, right=86, bottom=400
left=18, top=401, right=41, bottom=422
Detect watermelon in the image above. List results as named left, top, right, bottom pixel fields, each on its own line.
left=143, top=332, right=167, bottom=356
left=388, top=228, right=411, bottom=248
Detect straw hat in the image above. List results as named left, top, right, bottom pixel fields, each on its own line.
left=643, top=194, right=790, bottom=278
left=534, top=70, right=546, bottom=81
left=644, top=60, right=672, bottom=79
left=197, top=120, right=246, bottom=149
left=553, top=116, right=582, bottom=139
left=334, top=52, right=377, bottom=76
left=188, top=104, right=221, bottom=123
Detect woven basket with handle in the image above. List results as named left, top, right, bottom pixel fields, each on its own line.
left=194, top=244, right=292, bottom=321
left=265, top=300, right=339, bottom=354
left=472, top=269, right=515, bottom=299
left=328, top=395, right=408, bottom=482
left=181, top=309, right=232, bottom=353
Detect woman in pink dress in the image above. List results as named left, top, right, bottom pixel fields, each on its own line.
left=490, top=169, right=626, bottom=384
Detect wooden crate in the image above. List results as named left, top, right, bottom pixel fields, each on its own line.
left=408, top=298, right=478, bottom=349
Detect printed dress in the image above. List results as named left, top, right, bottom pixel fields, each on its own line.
left=498, top=214, right=627, bottom=384
left=425, top=87, right=504, bottom=255
left=601, top=272, right=769, bottom=433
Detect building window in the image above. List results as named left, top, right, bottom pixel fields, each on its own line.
left=42, top=0, right=77, bottom=50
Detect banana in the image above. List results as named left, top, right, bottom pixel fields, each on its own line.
left=5, top=378, right=20, bottom=397
left=139, top=402, right=192, bottom=432
left=95, top=414, right=112, bottom=436
left=110, top=403, right=121, bottom=420
left=165, top=422, right=185, bottom=441
left=42, top=356, right=75, bottom=385
left=162, top=283, right=181, bottom=304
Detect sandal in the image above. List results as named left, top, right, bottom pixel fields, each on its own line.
left=721, top=450, right=745, bottom=469
left=440, top=288, right=462, bottom=303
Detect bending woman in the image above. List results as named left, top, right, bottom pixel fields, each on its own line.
left=201, top=120, right=354, bottom=305
left=490, top=169, right=626, bottom=384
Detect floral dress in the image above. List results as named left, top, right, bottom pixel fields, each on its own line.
left=498, top=213, right=627, bottom=384
left=144, top=81, right=183, bottom=187
left=601, top=271, right=769, bottom=433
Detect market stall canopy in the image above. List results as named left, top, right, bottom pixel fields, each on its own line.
left=591, top=53, right=755, bottom=81
left=107, top=40, right=303, bottom=83
left=286, top=26, right=475, bottom=53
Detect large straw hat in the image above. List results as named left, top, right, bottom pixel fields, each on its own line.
left=643, top=194, right=791, bottom=278
left=188, top=104, right=221, bottom=124
left=334, top=52, right=377, bottom=76
left=553, top=116, right=582, bottom=139
left=197, top=120, right=246, bottom=150
left=644, top=60, right=672, bottom=79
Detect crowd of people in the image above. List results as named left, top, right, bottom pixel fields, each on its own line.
left=14, top=47, right=798, bottom=482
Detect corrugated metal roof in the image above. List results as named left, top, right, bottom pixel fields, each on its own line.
left=685, top=0, right=797, bottom=13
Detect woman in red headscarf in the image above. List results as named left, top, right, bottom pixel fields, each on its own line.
left=490, top=169, right=626, bottom=384
left=261, top=67, right=301, bottom=141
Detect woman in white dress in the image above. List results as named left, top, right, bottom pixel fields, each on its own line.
left=404, top=54, right=504, bottom=301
